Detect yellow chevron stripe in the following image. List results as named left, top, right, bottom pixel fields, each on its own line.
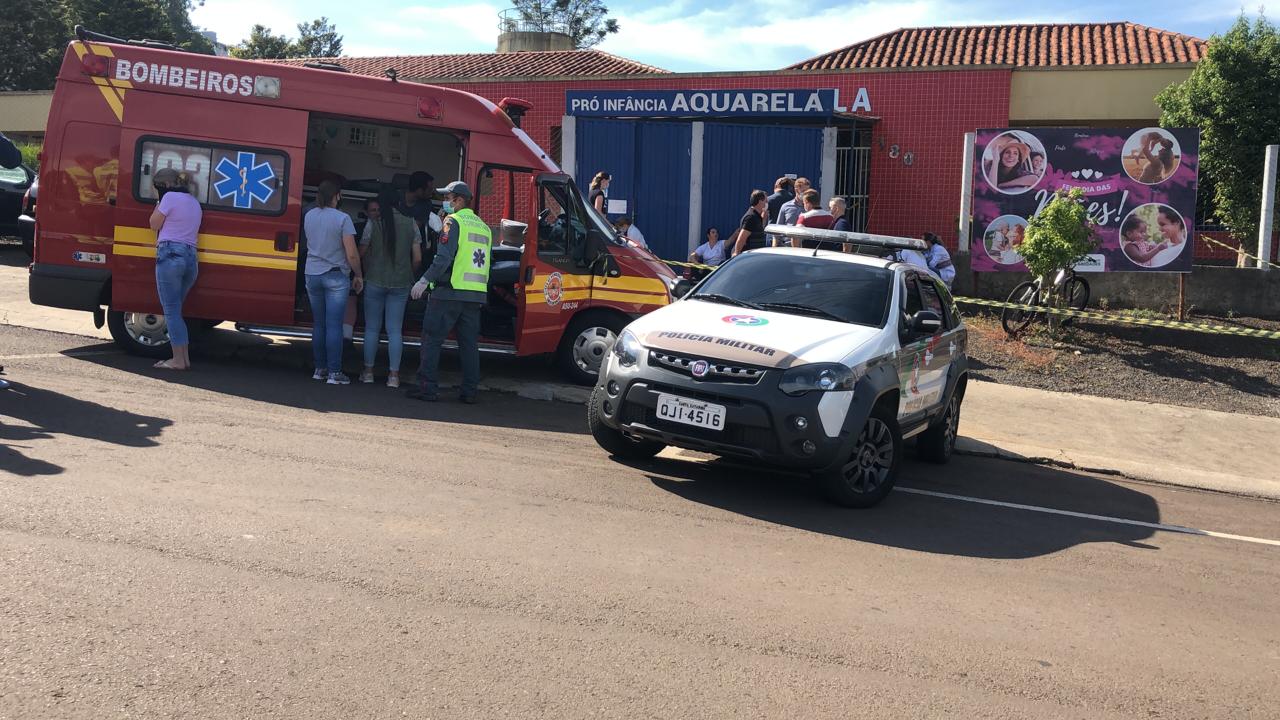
left=115, top=226, right=296, bottom=260
left=87, top=43, right=115, bottom=57
left=90, top=78, right=125, bottom=121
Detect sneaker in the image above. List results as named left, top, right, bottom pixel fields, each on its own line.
left=459, top=393, right=480, bottom=405
left=359, top=369, right=375, bottom=384
left=312, top=369, right=328, bottom=381
left=327, top=372, right=352, bottom=385
left=405, top=386, right=438, bottom=401
left=386, top=374, right=400, bottom=389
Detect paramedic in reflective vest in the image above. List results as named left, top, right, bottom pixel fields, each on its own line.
left=408, top=181, right=490, bottom=403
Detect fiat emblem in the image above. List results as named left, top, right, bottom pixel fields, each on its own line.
left=690, top=360, right=710, bottom=378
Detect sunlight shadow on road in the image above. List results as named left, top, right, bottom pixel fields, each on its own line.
left=0, top=381, right=172, bottom=477
left=643, top=454, right=1161, bottom=560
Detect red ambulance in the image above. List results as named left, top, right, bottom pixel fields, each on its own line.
left=28, top=28, right=677, bottom=384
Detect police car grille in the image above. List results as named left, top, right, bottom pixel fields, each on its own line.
left=648, top=351, right=765, bottom=384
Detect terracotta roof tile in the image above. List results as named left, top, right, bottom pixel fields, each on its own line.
left=787, top=22, right=1205, bottom=70
left=271, top=49, right=668, bottom=80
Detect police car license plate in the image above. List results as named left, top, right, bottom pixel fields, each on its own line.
left=656, top=393, right=725, bottom=431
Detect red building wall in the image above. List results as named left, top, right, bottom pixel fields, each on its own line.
left=440, top=69, right=1012, bottom=256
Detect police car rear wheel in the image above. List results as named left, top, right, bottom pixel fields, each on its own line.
left=107, top=310, right=171, bottom=359
left=588, top=387, right=664, bottom=460
left=917, top=392, right=960, bottom=463
left=820, top=408, right=901, bottom=508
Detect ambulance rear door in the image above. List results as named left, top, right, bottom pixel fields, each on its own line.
left=113, top=90, right=306, bottom=325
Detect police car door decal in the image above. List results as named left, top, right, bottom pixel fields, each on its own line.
left=898, top=274, right=952, bottom=417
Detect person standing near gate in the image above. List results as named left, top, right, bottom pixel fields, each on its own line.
left=408, top=181, right=489, bottom=403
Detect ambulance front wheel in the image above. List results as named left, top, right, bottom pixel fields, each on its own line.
left=558, top=311, right=628, bottom=385
left=107, top=309, right=171, bottom=359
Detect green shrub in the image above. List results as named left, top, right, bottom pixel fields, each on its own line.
left=16, top=142, right=41, bottom=170
left=1020, top=188, right=1097, bottom=281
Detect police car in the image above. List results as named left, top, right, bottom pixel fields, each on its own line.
left=587, top=225, right=968, bottom=508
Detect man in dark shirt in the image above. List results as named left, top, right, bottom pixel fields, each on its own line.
left=829, top=197, right=851, bottom=232
left=399, top=171, right=440, bottom=259
left=731, top=190, right=769, bottom=257
left=765, top=176, right=794, bottom=247
left=766, top=176, right=793, bottom=221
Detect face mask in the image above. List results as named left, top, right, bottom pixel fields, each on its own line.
left=441, top=200, right=453, bottom=213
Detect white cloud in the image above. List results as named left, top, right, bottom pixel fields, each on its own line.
left=601, top=0, right=1079, bottom=71
left=189, top=0, right=307, bottom=46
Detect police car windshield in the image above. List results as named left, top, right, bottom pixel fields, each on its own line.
left=691, top=253, right=893, bottom=327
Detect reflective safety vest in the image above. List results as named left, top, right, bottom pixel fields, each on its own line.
left=447, top=208, right=492, bottom=293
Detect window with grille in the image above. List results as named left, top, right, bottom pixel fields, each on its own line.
left=347, top=125, right=379, bottom=148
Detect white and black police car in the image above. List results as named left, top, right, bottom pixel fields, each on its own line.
left=588, top=225, right=968, bottom=508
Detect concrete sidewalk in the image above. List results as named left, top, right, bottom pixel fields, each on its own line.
left=3, top=255, right=1276, bottom=500
left=956, top=382, right=1280, bottom=501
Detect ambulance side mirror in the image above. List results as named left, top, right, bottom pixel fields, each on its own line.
left=671, top=279, right=694, bottom=299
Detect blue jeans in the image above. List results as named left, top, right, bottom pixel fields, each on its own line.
left=305, top=269, right=351, bottom=373
left=362, top=283, right=410, bottom=371
left=155, top=242, right=199, bottom=347
left=417, top=297, right=482, bottom=396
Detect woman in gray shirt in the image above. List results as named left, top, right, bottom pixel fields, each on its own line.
left=304, top=180, right=364, bottom=384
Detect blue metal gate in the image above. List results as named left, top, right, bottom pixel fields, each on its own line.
left=575, top=119, right=692, bottom=262
left=633, top=122, right=691, bottom=262
left=700, top=123, right=823, bottom=246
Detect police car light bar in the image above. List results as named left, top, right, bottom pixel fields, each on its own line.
left=763, top=224, right=927, bottom=251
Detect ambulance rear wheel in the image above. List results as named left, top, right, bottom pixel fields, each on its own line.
left=558, top=311, right=628, bottom=385
left=108, top=310, right=171, bottom=359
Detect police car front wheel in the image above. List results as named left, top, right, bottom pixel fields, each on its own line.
left=588, top=387, right=665, bottom=461
left=818, top=406, right=902, bottom=508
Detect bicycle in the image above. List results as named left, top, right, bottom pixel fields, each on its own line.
left=1000, top=266, right=1090, bottom=336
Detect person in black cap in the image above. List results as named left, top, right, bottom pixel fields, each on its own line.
left=407, top=180, right=491, bottom=403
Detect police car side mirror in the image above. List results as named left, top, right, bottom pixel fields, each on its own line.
left=671, top=279, right=694, bottom=299
left=909, top=310, right=943, bottom=334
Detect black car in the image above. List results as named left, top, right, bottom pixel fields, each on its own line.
left=1, top=163, right=36, bottom=240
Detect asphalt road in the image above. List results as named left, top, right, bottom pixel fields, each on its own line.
left=1, top=325, right=1278, bottom=719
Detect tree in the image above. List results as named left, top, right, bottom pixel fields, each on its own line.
left=510, top=0, right=619, bottom=49
left=1158, top=14, right=1280, bottom=262
left=293, top=17, right=343, bottom=58
left=230, top=18, right=344, bottom=59
left=230, top=24, right=293, bottom=60
left=0, top=0, right=68, bottom=91
left=0, top=0, right=212, bottom=90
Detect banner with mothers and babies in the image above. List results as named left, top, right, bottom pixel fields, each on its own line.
left=971, top=127, right=1200, bottom=273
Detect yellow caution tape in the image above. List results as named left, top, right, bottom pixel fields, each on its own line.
left=955, top=296, right=1280, bottom=340
left=1199, top=234, right=1280, bottom=271
left=660, top=258, right=717, bottom=271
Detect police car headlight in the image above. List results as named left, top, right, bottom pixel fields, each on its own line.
left=779, top=363, right=856, bottom=396
left=612, top=329, right=642, bottom=367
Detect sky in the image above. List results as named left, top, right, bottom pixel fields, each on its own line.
left=191, top=0, right=1251, bottom=72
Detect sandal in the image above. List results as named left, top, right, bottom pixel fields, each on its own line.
left=153, top=359, right=189, bottom=370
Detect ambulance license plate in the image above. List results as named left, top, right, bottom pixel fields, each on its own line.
left=656, top=393, right=725, bottom=431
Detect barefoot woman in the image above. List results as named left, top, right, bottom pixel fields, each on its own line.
left=149, top=168, right=202, bottom=370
